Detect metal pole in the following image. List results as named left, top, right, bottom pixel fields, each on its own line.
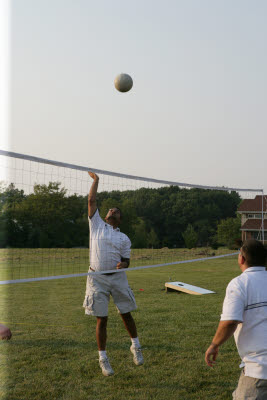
left=262, top=191, right=265, bottom=244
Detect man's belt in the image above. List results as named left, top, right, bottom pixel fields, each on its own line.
left=89, top=267, right=116, bottom=275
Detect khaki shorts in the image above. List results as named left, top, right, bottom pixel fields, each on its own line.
left=83, top=270, right=137, bottom=317
left=233, top=369, right=267, bottom=400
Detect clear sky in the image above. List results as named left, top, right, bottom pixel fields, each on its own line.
left=3, top=0, right=267, bottom=192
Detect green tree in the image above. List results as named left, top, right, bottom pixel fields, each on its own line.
left=147, top=228, right=159, bottom=248
left=182, top=224, right=198, bottom=249
left=132, top=218, right=147, bottom=248
left=0, top=181, right=242, bottom=249
left=217, top=215, right=241, bottom=248
left=2, top=182, right=88, bottom=248
left=0, top=183, right=26, bottom=247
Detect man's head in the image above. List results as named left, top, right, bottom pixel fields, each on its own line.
left=238, top=239, right=267, bottom=269
left=105, top=207, right=122, bottom=226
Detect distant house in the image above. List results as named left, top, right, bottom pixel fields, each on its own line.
left=237, top=195, right=267, bottom=244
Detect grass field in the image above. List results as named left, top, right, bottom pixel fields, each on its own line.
left=0, top=249, right=242, bottom=400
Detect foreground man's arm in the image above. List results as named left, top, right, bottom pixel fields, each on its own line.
left=205, top=320, right=239, bottom=367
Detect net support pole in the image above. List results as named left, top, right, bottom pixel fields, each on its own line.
left=261, top=191, right=264, bottom=244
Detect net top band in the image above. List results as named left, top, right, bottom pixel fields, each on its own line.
left=0, top=149, right=263, bottom=193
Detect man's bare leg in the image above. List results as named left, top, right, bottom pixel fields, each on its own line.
left=120, top=312, right=137, bottom=338
left=96, top=316, right=108, bottom=350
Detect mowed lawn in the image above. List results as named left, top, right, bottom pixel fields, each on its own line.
left=0, top=252, right=242, bottom=400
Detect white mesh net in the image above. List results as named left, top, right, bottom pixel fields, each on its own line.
left=0, top=150, right=264, bottom=284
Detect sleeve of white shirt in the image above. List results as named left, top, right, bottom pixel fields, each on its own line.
left=220, top=277, right=246, bottom=322
left=88, top=209, right=105, bottom=231
left=121, top=236, right=131, bottom=259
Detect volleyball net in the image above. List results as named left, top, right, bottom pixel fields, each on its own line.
left=0, top=149, right=264, bottom=284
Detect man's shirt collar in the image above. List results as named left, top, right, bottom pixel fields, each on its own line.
left=244, top=266, right=266, bottom=273
left=105, top=223, right=120, bottom=232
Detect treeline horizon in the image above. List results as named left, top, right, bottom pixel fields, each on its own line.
left=0, top=182, right=241, bottom=249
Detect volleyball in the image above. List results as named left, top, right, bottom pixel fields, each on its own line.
left=114, top=73, right=133, bottom=93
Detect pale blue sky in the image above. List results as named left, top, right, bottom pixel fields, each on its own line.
left=6, top=0, right=267, bottom=191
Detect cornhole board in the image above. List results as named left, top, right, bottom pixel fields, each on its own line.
left=165, top=281, right=215, bottom=295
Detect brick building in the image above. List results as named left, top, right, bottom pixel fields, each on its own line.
left=237, top=195, right=267, bottom=244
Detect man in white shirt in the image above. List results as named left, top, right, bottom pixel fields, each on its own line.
left=83, top=172, right=143, bottom=376
left=205, top=239, right=267, bottom=399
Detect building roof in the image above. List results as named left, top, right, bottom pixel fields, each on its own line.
left=238, top=195, right=267, bottom=212
left=241, top=219, right=267, bottom=231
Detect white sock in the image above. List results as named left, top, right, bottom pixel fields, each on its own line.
left=99, top=350, right=108, bottom=360
left=131, top=337, right=141, bottom=348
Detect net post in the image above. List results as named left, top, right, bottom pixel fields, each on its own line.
left=262, top=190, right=265, bottom=244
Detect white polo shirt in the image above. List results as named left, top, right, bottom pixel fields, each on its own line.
left=221, top=266, right=267, bottom=379
left=88, top=209, right=131, bottom=272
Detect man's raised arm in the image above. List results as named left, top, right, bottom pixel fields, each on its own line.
left=88, top=172, right=99, bottom=218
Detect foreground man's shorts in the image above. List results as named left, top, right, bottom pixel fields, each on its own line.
left=233, top=369, right=267, bottom=400
left=83, top=270, right=137, bottom=316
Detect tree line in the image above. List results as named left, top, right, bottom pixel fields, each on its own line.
left=0, top=182, right=241, bottom=249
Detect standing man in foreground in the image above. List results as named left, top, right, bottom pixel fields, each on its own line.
left=83, top=172, right=143, bottom=376
left=205, top=239, right=267, bottom=399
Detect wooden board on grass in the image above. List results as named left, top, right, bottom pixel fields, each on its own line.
left=165, top=281, right=215, bottom=295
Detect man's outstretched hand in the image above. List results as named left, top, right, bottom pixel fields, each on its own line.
left=88, top=172, right=99, bottom=181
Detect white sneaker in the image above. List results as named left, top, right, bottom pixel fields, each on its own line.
left=99, top=358, right=114, bottom=376
left=130, top=345, right=144, bottom=366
